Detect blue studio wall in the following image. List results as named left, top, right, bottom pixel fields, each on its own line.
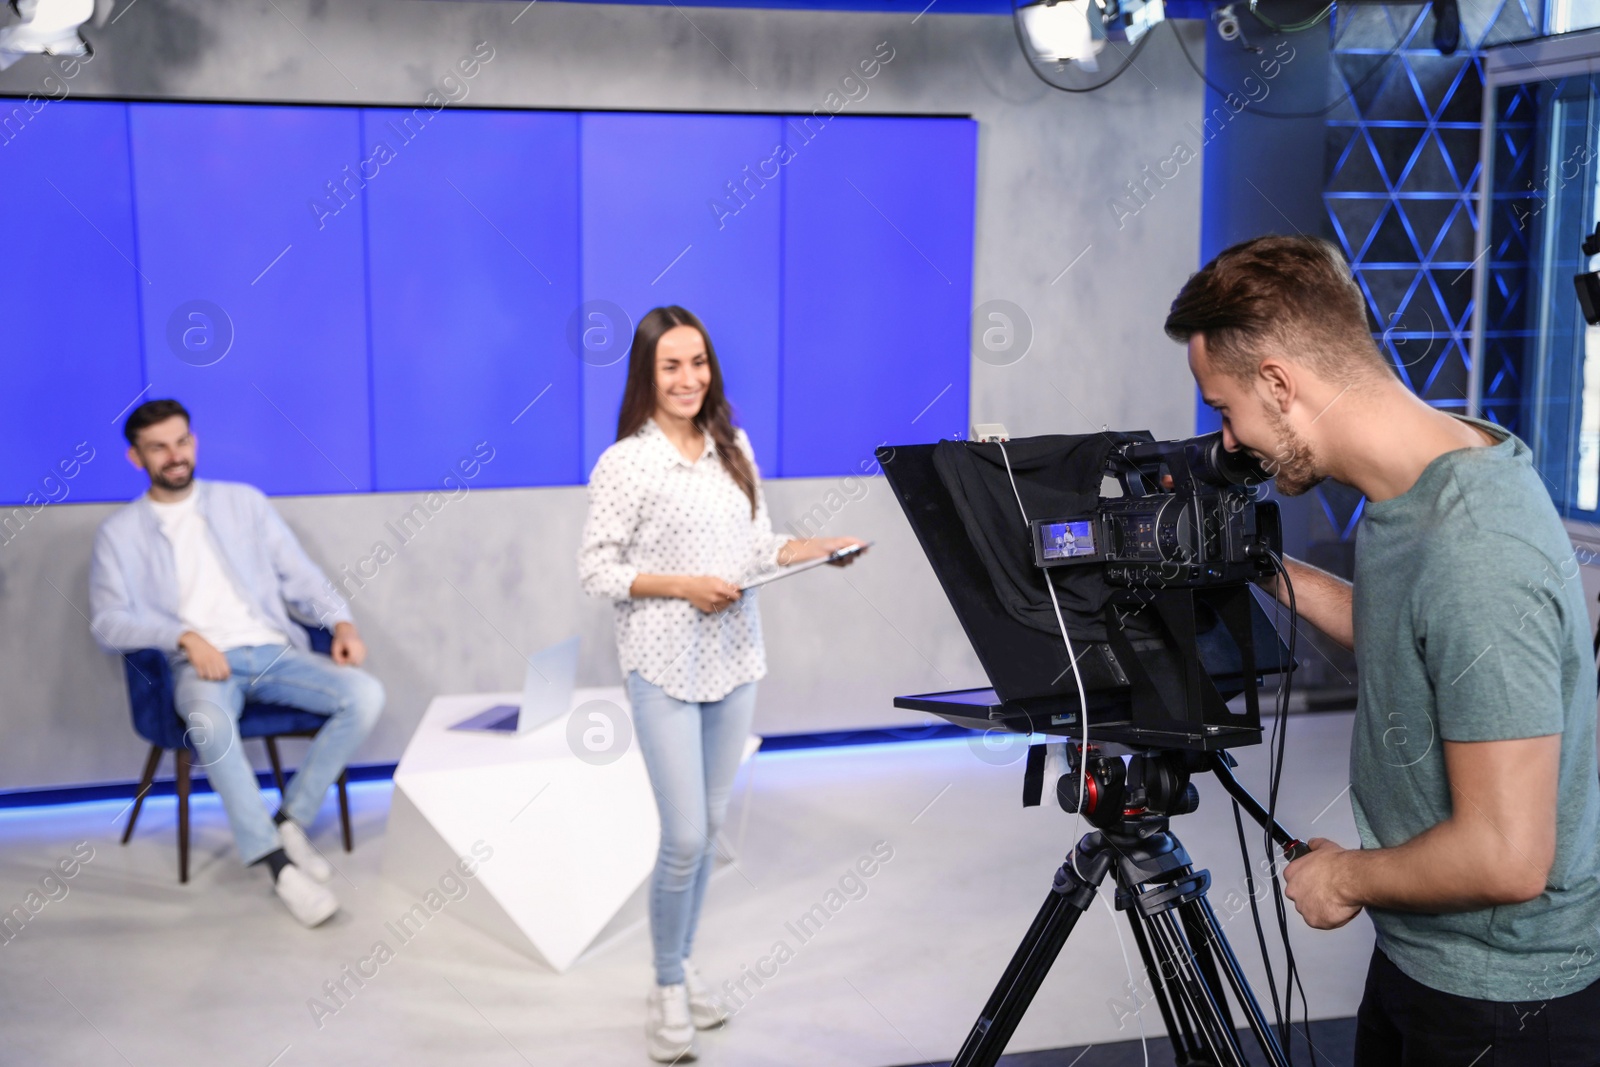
left=1, top=100, right=976, bottom=507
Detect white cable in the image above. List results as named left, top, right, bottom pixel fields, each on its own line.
left=995, top=441, right=1091, bottom=819
left=1099, top=891, right=1151, bottom=1067
left=994, top=439, right=1148, bottom=1067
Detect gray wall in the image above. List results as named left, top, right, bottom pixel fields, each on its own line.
left=0, top=0, right=1207, bottom=791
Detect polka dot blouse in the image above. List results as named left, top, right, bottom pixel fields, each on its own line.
left=578, top=417, right=790, bottom=703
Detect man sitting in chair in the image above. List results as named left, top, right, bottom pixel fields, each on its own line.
left=89, top=399, right=383, bottom=928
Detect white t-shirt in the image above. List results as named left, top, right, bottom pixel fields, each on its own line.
left=149, top=492, right=288, bottom=651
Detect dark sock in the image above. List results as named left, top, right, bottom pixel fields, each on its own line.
left=273, top=810, right=290, bottom=826
left=252, top=848, right=291, bottom=882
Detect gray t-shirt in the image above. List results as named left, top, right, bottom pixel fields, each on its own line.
left=1350, top=417, right=1600, bottom=1001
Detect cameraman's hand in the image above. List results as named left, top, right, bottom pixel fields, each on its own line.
left=179, top=631, right=231, bottom=681
left=678, top=576, right=743, bottom=614
left=1283, top=837, right=1361, bottom=930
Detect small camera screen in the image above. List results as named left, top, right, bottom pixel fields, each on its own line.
left=1040, top=520, right=1097, bottom=560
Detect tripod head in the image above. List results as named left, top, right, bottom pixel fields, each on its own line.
left=1055, top=741, right=1310, bottom=861
left=1057, top=745, right=1201, bottom=831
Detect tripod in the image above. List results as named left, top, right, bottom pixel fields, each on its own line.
left=951, top=751, right=1309, bottom=1067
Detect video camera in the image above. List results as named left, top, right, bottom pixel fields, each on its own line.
left=1031, top=433, right=1282, bottom=590
left=880, top=429, right=1292, bottom=751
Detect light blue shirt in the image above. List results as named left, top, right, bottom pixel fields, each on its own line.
left=90, top=479, right=352, bottom=654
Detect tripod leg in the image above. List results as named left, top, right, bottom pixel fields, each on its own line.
left=1182, top=902, right=1240, bottom=1036
left=1124, top=902, right=1208, bottom=1066
left=952, top=855, right=1106, bottom=1067
left=1143, top=907, right=1252, bottom=1067
left=1186, top=896, right=1291, bottom=1067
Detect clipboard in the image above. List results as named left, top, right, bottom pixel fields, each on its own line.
left=740, top=541, right=872, bottom=591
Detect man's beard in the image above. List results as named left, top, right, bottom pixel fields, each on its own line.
left=1261, top=404, right=1322, bottom=497
left=150, top=461, right=194, bottom=492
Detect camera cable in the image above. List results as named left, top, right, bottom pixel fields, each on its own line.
left=1264, top=549, right=1316, bottom=1062
left=1232, top=795, right=1286, bottom=1046
left=1229, top=543, right=1303, bottom=1061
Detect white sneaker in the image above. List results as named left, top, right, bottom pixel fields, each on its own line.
left=274, top=864, right=339, bottom=927
left=646, top=983, right=697, bottom=1063
left=682, top=961, right=729, bottom=1029
left=278, top=820, right=333, bottom=884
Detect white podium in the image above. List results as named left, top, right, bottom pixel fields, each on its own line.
left=383, top=687, right=756, bottom=973
left=383, top=687, right=656, bottom=972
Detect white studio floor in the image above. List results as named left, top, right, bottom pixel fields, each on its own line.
left=0, top=712, right=1373, bottom=1067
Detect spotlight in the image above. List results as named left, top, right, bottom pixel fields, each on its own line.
left=0, top=0, right=95, bottom=71
left=1018, top=0, right=1107, bottom=68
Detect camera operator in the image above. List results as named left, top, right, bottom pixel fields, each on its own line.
left=1165, top=235, right=1600, bottom=1063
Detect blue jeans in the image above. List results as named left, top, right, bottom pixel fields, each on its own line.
left=173, top=645, right=384, bottom=865
left=627, top=671, right=757, bottom=987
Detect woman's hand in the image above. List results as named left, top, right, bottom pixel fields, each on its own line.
left=777, top=536, right=871, bottom=567
left=677, top=575, right=744, bottom=613
left=821, top=536, right=869, bottom=566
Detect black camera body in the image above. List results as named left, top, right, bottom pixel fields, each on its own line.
left=1030, top=432, right=1281, bottom=589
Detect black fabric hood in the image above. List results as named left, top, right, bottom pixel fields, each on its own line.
left=932, top=433, right=1147, bottom=644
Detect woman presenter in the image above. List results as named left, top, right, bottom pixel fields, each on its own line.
left=578, top=305, right=867, bottom=1063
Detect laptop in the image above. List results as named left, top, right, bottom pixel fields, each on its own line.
left=449, top=636, right=580, bottom=734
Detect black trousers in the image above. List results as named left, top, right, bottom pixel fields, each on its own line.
left=1354, top=947, right=1600, bottom=1066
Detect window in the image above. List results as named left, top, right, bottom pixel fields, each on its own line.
left=1548, top=0, right=1600, bottom=34
left=1479, top=62, right=1600, bottom=519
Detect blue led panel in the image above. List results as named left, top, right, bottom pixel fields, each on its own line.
left=0, top=101, right=146, bottom=508
left=365, top=109, right=582, bottom=490
left=579, top=112, right=784, bottom=477
left=10, top=101, right=978, bottom=503
left=127, top=103, right=372, bottom=494
left=780, top=116, right=976, bottom=476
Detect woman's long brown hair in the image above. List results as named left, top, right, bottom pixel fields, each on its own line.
left=616, top=306, right=758, bottom=518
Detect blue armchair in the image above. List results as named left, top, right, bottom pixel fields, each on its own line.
left=118, top=626, right=353, bottom=883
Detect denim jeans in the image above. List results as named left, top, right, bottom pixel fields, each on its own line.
left=173, top=645, right=384, bottom=865
left=627, top=671, right=757, bottom=987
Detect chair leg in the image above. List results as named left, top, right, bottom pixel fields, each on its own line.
left=121, top=744, right=163, bottom=845
left=337, top=770, right=352, bottom=853
left=176, top=748, right=191, bottom=885
left=263, top=736, right=287, bottom=796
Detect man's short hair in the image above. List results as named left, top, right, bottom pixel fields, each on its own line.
left=124, top=399, right=190, bottom=446
left=1164, top=235, right=1391, bottom=385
